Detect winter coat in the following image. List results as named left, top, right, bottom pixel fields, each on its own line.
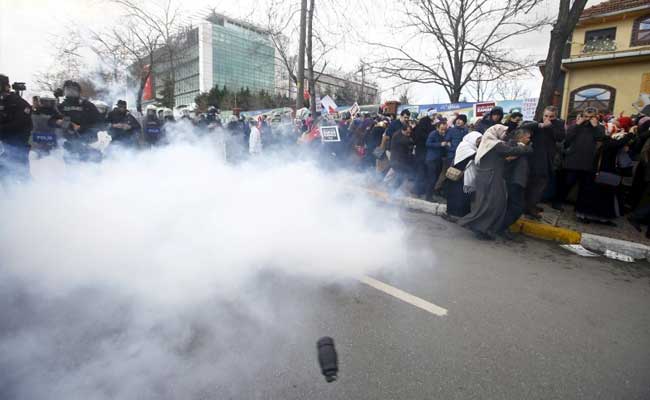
left=504, top=141, right=531, bottom=188
left=385, top=119, right=403, bottom=138
left=0, top=92, right=33, bottom=146
left=444, top=126, right=468, bottom=161
left=106, top=109, right=141, bottom=143
left=413, top=116, right=433, bottom=160
left=458, top=142, right=532, bottom=235
left=522, top=119, right=566, bottom=177
left=562, top=122, right=606, bottom=171
left=425, top=129, right=445, bottom=162
left=476, top=107, right=504, bottom=134
left=389, top=132, right=414, bottom=173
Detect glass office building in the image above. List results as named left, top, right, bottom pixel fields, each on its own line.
left=151, top=13, right=275, bottom=107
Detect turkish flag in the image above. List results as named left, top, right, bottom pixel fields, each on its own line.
left=303, top=89, right=310, bottom=101
left=143, top=65, right=153, bottom=101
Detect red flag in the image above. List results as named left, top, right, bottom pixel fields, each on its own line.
left=143, top=65, right=153, bottom=101
left=303, top=89, right=310, bottom=101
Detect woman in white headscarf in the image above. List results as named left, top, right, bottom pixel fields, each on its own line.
left=445, top=130, right=483, bottom=219
left=458, top=124, right=532, bottom=239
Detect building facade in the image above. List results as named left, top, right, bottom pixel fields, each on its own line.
left=560, top=0, right=650, bottom=119
left=274, top=69, right=380, bottom=106
left=149, top=12, right=276, bottom=107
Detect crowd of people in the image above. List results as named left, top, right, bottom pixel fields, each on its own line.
left=310, top=104, right=650, bottom=241
left=3, top=73, right=650, bottom=240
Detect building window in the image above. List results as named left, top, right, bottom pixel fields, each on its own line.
left=583, top=28, right=617, bottom=53
left=568, top=85, right=616, bottom=118
left=631, top=15, right=650, bottom=46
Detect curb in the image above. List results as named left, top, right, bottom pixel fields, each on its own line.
left=510, top=219, right=581, bottom=244
left=580, top=233, right=650, bottom=261
left=363, top=188, right=649, bottom=261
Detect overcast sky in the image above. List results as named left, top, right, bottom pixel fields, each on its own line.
left=0, top=0, right=601, bottom=104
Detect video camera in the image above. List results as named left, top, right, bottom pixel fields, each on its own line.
left=11, top=82, right=26, bottom=96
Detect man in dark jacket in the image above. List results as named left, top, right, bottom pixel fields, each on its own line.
left=505, top=111, right=523, bottom=136
left=0, top=74, right=32, bottom=181
left=522, top=105, right=566, bottom=218
left=444, top=114, right=468, bottom=162
left=500, top=128, right=532, bottom=239
left=413, top=110, right=435, bottom=196
left=553, top=107, right=605, bottom=210
left=386, top=109, right=410, bottom=138
left=386, top=123, right=414, bottom=190
left=476, top=106, right=504, bottom=133
left=106, top=100, right=141, bottom=147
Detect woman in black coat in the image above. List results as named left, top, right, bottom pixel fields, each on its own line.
left=458, top=125, right=532, bottom=239
left=576, top=132, right=633, bottom=224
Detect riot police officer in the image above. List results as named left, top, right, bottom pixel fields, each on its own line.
left=0, top=74, right=32, bottom=181
left=142, top=104, right=163, bottom=146
left=52, top=80, right=104, bottom=161
left=106, top=100, right=141, bottom=147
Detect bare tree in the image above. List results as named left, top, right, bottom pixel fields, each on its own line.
left=535, top=0, right=588, bottom=120
left=494, top=79, right=531, bottom=100
left=466, top=65, right=497, bottom=102
left=34, top=29, right=86, bottom=93
left=88, top=30, right=133, bottom=84
left=369, top=0, right=549, bottom=103
left=398, top=86, right=411, bottom=105
left=265, top=0, right=301, bottom=95
left=111, top=0, right=183, bottom=107
left=296, top=0, right=308, bottom=109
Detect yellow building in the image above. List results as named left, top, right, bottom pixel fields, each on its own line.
left=561, top=0, right=650, bottom=119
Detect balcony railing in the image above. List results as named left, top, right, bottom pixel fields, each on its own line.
left=581, top=39, right=617, bottom=54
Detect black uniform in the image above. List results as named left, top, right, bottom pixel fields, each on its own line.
left=56, top=97, right=104, bottom=162
left=106, top=108, right=141, bottom=145
left=0, top=91, right=32, bottom=180
left=57, top=97, right=103, bottom=140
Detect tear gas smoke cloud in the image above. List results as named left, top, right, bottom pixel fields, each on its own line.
left=0, top=126, right=413, bottom=399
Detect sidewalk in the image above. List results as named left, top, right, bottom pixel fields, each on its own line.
left=363, top=186, right=650, bottom=262
left=529, top=203, right=650, bottom=245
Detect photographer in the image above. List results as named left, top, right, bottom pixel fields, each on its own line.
left=553, top=107, right=606, bottom=212
left=0, top=74, right=32, bottom=181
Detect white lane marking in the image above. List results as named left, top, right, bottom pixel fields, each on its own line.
left=360, top=276, right=448, bottom=317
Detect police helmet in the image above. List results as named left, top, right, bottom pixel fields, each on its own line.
left=163, top=108, right=173, bottom=118
left=62, top=80, right=81, bottom=91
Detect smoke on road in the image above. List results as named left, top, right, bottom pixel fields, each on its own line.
left=0, top=130, right=411, bottom=399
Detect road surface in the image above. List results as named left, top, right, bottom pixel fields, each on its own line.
left=2, top=209, right=649, bottom=399
left=236, top=210, right=650, bottom=399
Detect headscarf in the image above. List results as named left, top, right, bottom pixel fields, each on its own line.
left=454, top=131, right=482, bottom=166
left=475, top=124, right=508, bottom=165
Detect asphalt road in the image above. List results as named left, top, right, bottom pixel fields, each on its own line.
left=2, top=209, right=649, bottom=399
left=231, top=210, right=650, bottom=400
